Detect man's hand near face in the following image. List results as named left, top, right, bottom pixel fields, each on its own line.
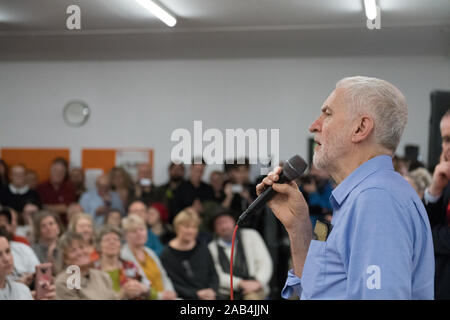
left=429, top=152, right=450, bottom=198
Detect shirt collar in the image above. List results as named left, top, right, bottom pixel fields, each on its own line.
left=9, top=183, right=29, bottom=195
left=330, top=155, right=394, bottom=209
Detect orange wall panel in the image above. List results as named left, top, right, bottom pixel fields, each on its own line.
left=0, top=148, right=70, bottom=183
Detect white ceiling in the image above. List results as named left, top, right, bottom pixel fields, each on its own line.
left=0, top=0, right=448, bottom=60
left=0, top=0, right=448, bottom=34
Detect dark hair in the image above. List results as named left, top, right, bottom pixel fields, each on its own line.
left=51, top=157, right=69, bottom=180
left=19, top=199, right=41, bottom=213
left=442, top=109, right=450, bottom=121
left=409, top=160, right=426, bottom=172
left=0, top=226, right=11, bottom=242
left=224, top=158, right=250, bottom=172
left=104, top=208, right=122, bottom=225
left=169, top=162, right=185, bottom=171
left=0, top=159, right=10, bottom=185
left=208, top=208, right=235, bottom=232
left=0, top=208, right=12, bottom=225
left=191, top=156, right=206, bottom=166
left=127, top=200, right=147, bottom=213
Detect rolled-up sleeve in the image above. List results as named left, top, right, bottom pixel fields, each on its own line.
left=281, top=269, right=302, bottom=299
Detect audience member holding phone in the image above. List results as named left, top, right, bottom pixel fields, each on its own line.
left=0, top=227, right=55, bottom=300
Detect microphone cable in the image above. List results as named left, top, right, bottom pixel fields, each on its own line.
left=229, top=224, right=239, bottom=300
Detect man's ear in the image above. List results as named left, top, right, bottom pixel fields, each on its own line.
left=351, top=115, right=374, bottom=143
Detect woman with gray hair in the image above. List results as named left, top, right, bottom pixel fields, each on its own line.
left=406, top=167, right=432, bottom=200
left=55, top=231, right=138, bottom=300
left=94, top=225, right=154, bottom=299
left=120, top=214, right=177, bottom=300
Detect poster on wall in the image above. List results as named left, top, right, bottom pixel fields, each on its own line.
left=82, top=148, right=154, bottom=191
left=115, top=149, right=150, bottom=182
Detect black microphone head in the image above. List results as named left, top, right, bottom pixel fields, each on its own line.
left=282, top=155, right=308, bottom=181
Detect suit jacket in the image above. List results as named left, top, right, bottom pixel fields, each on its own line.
left=425, top=183, right=450, bottom=300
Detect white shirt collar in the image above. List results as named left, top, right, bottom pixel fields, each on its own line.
left=9, top=184, right=29, bottom=195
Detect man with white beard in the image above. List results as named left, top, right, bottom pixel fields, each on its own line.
left=257, top=76, right=434, bottom=299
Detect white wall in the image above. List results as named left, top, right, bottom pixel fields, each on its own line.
left=0, top=55, right=449, bottom=184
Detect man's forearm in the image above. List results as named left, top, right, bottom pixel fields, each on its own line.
left=288, top=219, right=313, bottom=278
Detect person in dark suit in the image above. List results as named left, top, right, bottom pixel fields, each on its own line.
left=424, top=109, right=450, bottom=300
left=0, top=164, right=40, bottom=212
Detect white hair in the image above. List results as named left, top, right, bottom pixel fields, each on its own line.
left=409, top=167, right=432, bottom=195
left=336, top=76, right=408, bottom=153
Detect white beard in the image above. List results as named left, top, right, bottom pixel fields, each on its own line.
left=313, top=132, right=350, bottom=172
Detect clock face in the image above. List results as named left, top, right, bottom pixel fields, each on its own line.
left=63, top=100, right=90, bottom=127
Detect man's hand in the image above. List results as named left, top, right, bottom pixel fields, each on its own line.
left=238, top=280, right=262, bottom=294
left=256, top=166, right=309, bottom=231
left=429, top=154, right=450, bottom=197
left=196, top=288, right=216, bottom=300
left=256, top=166, right=312, bottom=278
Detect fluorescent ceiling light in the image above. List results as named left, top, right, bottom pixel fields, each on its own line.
left=136, top=0, right=177, bottom=27
left=364, top=0, right=377, bottom=20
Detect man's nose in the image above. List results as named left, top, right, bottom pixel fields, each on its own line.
left=309, top=116, right=322, bottom=133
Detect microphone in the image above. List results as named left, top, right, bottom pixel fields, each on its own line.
left=236, top=155, right=308, bottom=226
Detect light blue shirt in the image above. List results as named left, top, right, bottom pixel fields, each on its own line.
left=79, top=189, right=124, bottom=226
left=282, top=155, right=434, bottom=300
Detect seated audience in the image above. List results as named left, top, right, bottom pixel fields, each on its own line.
left=79, top=174, right=124, bottom=226
left=95, top=225, right=154, bottom=299
left=37, top=158, right=76, bottom=225
left=55, top=232, right=118, bottom=300
left=120, top=215, right=177, bottom=300
left=208, top=210, right=273, bottom=300
left=68, top=213, right=99, bottom=262
left=0, top=207, right=30, bottom=246
left=393, top=155, right=409, bottom=176
left=69, top=167, right=86, bottom=201
left=172, top=158, right=214, bottom=222
left=16, top=201, right=39, bottom=242
left=134, top=163, right=160, bottom=206
left=210, top=170, right=226, bottom=203
left=110, top=167, right=135, bottom=212
left=0, top=211, right=40, bottom=285
left=32, top=211, right=63, bottom=272
left=25, top=170, right=39, bottom=191
left=406, top=167, right=432, bottom=200
left=160, top=209, right=218, bottom=300
left=147, top=204, right=175, bottom=246
left=222, top=159, right=256, bottom=220
left=0, top=164, right=40, bottom=212
left=299, top=165, right=334, bottom=226
left=128, top=200, right=163, bottom=254
left=0, top=227, right=33, bottom=299
left=104, top=208, right=123, bottom=229
left=66, top=202, right=84, bottom=224
left=424, top=110, right=450, bottom=300
left=0, top=159, right=9, bottom=190
left=155, top=162, right=185, bottom=218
